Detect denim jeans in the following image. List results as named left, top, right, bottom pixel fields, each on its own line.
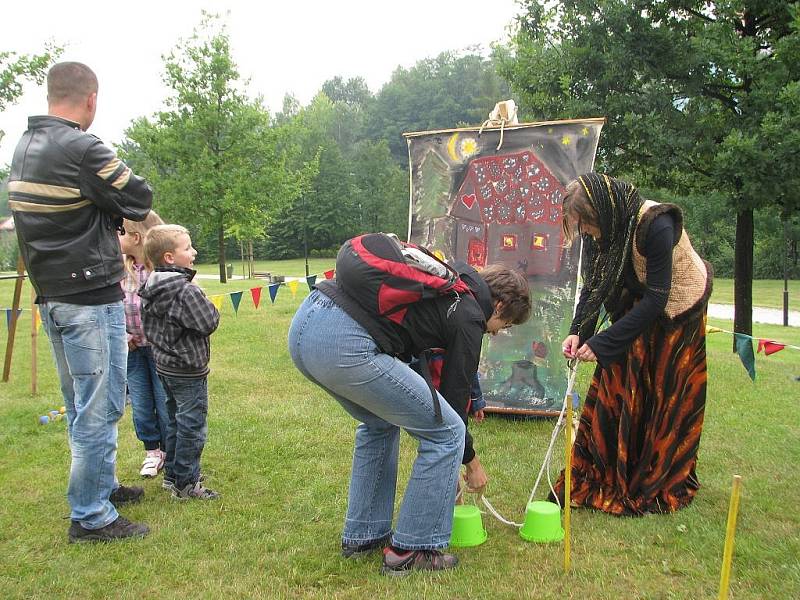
left=288, top=290, right=465, bottom=550
left=127, top=346, right=169, bottom=451
left=39, top=301, right=127, bottom=530
left=158, top=374, right=208, bottom=489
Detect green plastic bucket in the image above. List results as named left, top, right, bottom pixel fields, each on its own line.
left=450, top=504, right=488, bottom=547
left=519, top=501, right=564, bottom=543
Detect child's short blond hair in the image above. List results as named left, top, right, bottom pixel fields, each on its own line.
left=144, top=224, right=190, bottom=269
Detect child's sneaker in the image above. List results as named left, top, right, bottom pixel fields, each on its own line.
left=172, top=481, right=219, bottom=500
left=140, top=450, right=165, bottom=478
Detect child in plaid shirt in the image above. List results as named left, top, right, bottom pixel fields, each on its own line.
left=119, top=211, right=169, bottom=478
left=139, top=224, right=220, bottom=500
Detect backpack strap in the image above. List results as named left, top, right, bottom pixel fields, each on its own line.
left=417, top=348, right=443, bottom=423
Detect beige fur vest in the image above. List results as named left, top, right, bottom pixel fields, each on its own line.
left=631, top=200, right=712, bottom=321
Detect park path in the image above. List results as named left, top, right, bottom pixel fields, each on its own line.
left=708, top=303, right=799, bottom=327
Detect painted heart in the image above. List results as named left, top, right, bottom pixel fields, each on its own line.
left=461, top=193, right=477, bottom=209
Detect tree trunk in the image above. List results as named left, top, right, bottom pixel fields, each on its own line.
left=218, top=223, right=227, bottom=283
left=732, top=208, right=753, bottom=351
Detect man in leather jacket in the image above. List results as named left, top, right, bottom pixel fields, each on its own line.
left=9, top=62, right=153, bottom=543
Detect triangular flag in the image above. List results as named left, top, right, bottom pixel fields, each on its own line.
left=706, top=325, right=724, bottom=334
left=324, top=269, right=335, bottom=280
left=268, top=283, right=280, bottom=304
left=758, top=339, right=785, bottom=356
left=6, top=309, right=22, bottom=327
left=230, top=292, right=243, bottom=314
left=210, top=295, right=224, bottom=311
left=288, top=280, right=299, bottom=297
left=250, top=287, right=262, bottom=309
left=306, top=275, right=317, bottom=290
left=734, top=333, right=756, bottom=381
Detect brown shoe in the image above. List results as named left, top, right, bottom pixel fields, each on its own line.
left=380, top=547, right=458, bottom=576
left=68, top=516, right=150, bottom=543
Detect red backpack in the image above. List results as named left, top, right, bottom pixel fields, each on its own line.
left=335, top=233, right=471, bottom=325
left=334, top=233, right=473, bottom=422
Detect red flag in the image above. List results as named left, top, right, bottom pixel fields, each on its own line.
left=757, top=339, right=785, bottom=356
left=250, top=287, right=262, bottom=310
left=324, top=269, right=335, bottom=280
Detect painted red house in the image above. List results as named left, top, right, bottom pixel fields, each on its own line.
left=449, top=150, right=566, bottom=276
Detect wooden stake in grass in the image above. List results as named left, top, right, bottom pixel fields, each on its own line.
left=2, top=255, right=26, bottom=383
left=718, top=475, right=743, bottom=600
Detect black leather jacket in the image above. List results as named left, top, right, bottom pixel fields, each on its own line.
left=9, top=115, right=152, bottom=298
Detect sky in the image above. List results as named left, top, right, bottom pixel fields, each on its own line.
left=0, top=0, right=522, bottom=165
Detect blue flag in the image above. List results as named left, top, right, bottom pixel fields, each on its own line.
left=734, top=333, right=756, bottom=381
left=230, top=292, right=243, bottom=314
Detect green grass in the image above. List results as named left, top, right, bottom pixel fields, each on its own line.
left=0, top=266, right=798, bottom=599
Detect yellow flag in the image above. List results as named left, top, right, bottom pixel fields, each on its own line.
left=210, top=295, right=224, bottom=310
left=33, top=308, right=41, bottom=332
left=288, top=280, right=299, bottom=297
left=705, top=325, right=724, bottom=334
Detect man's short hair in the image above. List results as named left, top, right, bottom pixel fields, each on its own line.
left=47, top=62, right=98, bottom=104
left=144, top=224, right=189, bottom=269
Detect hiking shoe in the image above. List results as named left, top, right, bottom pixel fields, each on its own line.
left=341, top=533, right=392, bottom=558
left=140, top=450, right=165, bottom=478
left=68, top=516, right=149, bottom=543
left=163, top=472, right=204, bottom=492
left=380, top=547, right=458, bottom=576
left=172, top=481, right=220, bottom=500
left=109, top=485, right=144, bottom=506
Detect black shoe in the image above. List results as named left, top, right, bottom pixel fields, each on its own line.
left=341, top=533, right=392, bottom=558
left=68, top=516, right=150, bottom=543
left=109, top=485, right=144, bottom=506
left=380, top=547, right=458, bottom=576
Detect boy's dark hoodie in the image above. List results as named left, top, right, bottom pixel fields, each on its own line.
left=139, top=266, right=220, bottom=378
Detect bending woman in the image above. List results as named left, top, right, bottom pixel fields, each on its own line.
left=556, top=173, right=712, bottom=516
left=288, top=249, right=529, bottom=575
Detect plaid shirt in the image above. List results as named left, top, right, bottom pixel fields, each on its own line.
left=121, top=260, right=149, bottom=347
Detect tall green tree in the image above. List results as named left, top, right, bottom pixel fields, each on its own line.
left=496, top=0, right=800, bottom=339
left=121, top=14, right=306, bottom=282
left=366, top=49, right=511, bottom=161
left=0, top=45, right=62, bottom=179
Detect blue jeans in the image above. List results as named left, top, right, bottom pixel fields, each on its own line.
left=158, top=374, right=208, bottom=489
left=288, top=290, right=465, bottom=550
left=39, top=301, right=127, bottom=529
left=127, top=346, right=169, bottom=451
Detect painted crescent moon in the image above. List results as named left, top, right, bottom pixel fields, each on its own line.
left=446, top=132, right=461, bottom=162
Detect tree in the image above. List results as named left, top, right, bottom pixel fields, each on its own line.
left=121, top=13, right=307, bottom=282
left=352, top=139, right=408, bottom=236
left=0, top=45, right=62, bottom=178
left=365, top=49, right=511, bottom=161
left=496, top=1, right=800, bottom=340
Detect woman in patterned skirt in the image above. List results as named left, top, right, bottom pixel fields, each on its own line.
left=555, top=173, right=712, bottom=516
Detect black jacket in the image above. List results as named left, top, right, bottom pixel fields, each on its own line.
left=139, top=267, right=220, bottom=378
left=317, top=261, right=493, bottom=464
left=8, top=116, right=152, bottom=299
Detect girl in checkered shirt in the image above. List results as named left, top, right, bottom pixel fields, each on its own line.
left=119, top=210, right=169, bottom=479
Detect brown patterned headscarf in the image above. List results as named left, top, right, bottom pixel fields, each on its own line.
left=569, top=173, right=643, bottom=337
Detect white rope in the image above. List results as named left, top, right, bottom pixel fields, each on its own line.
left=466, top=360, right=579, bottom=528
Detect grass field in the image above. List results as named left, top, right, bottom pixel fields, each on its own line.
left=0, top=266, right=797, bottom=599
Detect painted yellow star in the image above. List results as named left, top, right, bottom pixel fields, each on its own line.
left=582, top=127, right=589, bottom=136
left=561, top=135, right=571, bottom=145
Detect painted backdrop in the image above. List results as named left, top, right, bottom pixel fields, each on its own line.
left=404, top=119, right=603, bottom=415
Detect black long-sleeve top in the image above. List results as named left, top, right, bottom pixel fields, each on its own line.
left=572, top=213, right=675, bottom=367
